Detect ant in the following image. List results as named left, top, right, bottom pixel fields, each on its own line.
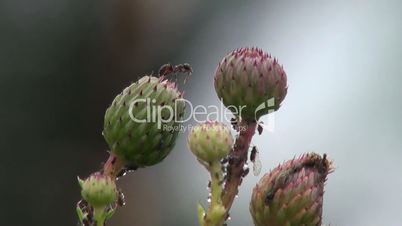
left=158, top=63, right=192, bottom=84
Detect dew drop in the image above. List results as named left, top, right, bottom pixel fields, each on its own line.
left=118, top=191, right=126, bottom=207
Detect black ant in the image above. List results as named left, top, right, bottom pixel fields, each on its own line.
left=159, top=63, right=174, bottom=77
left=158, top=63, right=192, bottom=84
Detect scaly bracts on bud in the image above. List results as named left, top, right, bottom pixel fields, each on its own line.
left=77, top=173, right=118, bottom=226
left=214, top=47, right=288, bottom=120
left=103, top=75, right=186, bottom=170
left=250, top=153, right=333, bottom=226
left=79, top=173, right=118, bottom=208
left=188, top=121, right=233, bottom=167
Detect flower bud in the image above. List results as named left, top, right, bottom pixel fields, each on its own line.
left=188, top=121, right=233, bottom=164
left=79, top=173, right=117, bottom=208
left=103, top=75, right=186, bottom=168
left=250, top=153, right=332, bottom=226
left=214, top=48, right=288, bottom=120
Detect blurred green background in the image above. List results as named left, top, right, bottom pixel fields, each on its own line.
left=1, top=0, right=402, bottom=226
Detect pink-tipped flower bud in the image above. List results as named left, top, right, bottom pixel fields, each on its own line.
left=187, top=121, right=233, bottom=165
left=214, top=48, right=288, bottom=120
left=250, top=153, right=333, bottom=226
left=79, top=173, right=118, bottom=208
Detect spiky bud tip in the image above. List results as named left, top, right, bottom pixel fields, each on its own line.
left=250, top=153, right=333, bottom=226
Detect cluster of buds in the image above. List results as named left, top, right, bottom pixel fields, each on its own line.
left=186, top=47, right=332, bottom=226
left=75, top=48, right=334, bottom=226
left=77, top=64, right=190, bottom=226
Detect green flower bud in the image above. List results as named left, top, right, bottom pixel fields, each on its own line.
left=79, top=173, right=117, bottom=208
left=103, top=75, right=185, bottom=168
left=188, top=121, right=233, bottom=164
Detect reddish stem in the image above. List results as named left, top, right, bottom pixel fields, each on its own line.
left=222, top=120, right=257, bottom=210
left=103, top=153, right=125, bottom=179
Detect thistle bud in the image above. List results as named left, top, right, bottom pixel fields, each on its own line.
left=103, top=75, right=186, bottom=168
left=188, top=121, right=233, bottom=165
left=250, top=153, right=332, bottom=226
left=79, top=173, right=117, bottom=208
left=214, top=48, right=288, bottom=120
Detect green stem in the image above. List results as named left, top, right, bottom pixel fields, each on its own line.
left=204, top=161, right=225, bottom=226
left=93, top=207, right=106, bottom=226
left=209, top=161, right=223, bottom=208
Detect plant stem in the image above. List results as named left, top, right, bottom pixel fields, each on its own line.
left=222, top=120, right=257, bottom=211
left=103, top=153, right=125, bottom=179
left=204, top=161, right=225, bottom=226
left=209, top=162, right=223, bottom=206
left=93, top=207, right=106, bottom=226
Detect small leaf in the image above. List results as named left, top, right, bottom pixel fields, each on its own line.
left=76, top=206, right=85, bottom=223
left=197, top=202, right=206, bottom=226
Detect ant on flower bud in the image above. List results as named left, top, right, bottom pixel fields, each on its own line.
left=158, top=63, right=192, bottom=84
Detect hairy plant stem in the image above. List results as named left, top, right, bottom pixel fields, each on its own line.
left=204, top=161, right=225, bottom=226
left=222, top=120, right=257, bottom=211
